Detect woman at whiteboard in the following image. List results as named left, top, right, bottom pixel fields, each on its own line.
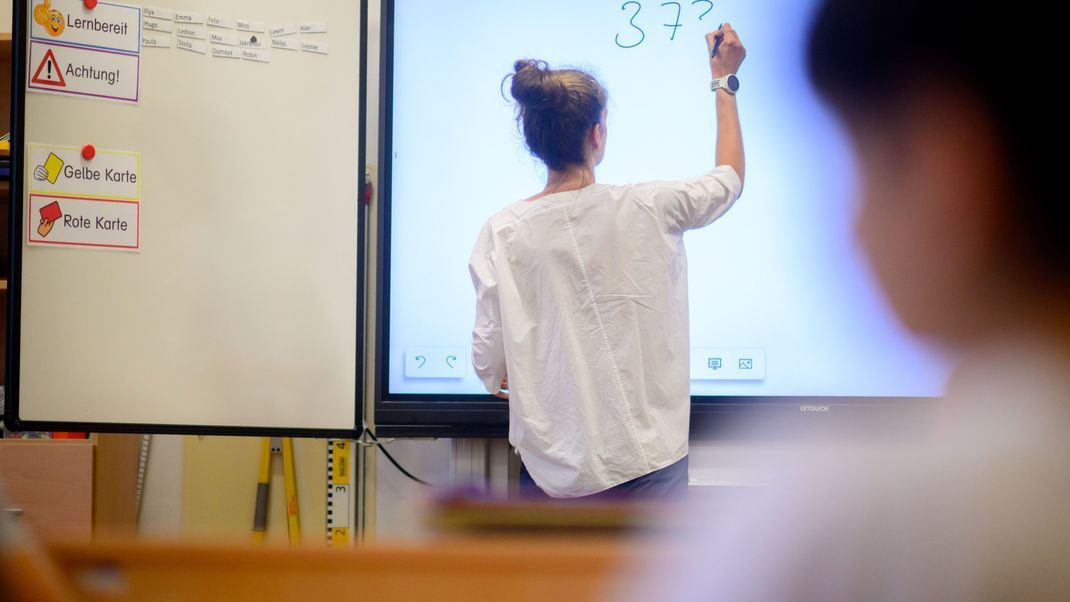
left=469, top=27, right=747, bottom=499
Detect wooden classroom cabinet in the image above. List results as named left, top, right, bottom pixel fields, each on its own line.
left=0, top=439, right=94, bottom=540
left=0, top=435, right=143, bottom=540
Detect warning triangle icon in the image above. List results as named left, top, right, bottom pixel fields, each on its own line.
left=31, top=49, right=66, bottom=87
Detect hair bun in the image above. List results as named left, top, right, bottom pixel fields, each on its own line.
left=503, top=59, right=608, bottom=171
left=511, top=59, right=568, bottom=111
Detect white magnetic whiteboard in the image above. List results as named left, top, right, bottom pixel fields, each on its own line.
left=6, top=0, right=364, bottom=434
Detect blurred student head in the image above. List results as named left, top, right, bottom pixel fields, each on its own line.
left=808, top=1, right=1065, bottom=345
left=617, top=9, right=1070, bottom=600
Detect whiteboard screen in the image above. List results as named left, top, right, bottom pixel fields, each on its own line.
left=8, top=0, right=364, bottom=434
left=378, top=0, right=951, bottom=404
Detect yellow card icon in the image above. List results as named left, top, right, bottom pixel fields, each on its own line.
left=44, top=152, right=64, bottom=184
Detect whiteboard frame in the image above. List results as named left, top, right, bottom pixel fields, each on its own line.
left=3, top=0, right=369, bottom=438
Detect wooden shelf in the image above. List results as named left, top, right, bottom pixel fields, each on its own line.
left=1, top=31, right=9, bottom=385
left=2, top=32, right=11, bottom=132
left=0, top=33, right=11, bottom=64
left=0, top=434, right=143, bottom=540
left=0, top=438, right=94, bottom=540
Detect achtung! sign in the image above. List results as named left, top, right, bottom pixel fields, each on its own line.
left=28, top=0, right=141, bottom=104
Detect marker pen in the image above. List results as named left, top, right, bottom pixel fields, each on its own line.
left=711, top=23, right=724, bottom=58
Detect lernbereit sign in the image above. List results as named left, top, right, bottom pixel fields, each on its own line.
left=28, top=0, right=141, bottom=103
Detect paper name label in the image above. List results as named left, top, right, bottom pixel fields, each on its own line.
left=206, top=14, right=235, bottom=29
left=270, top=37, right=297, bottom=51
left=176, top=26, right=206, bottom=40
left=28, top=41, right=140, bottom=104
left=142, top=18, right=172, bottom=33
left=176, top=37, right=207, bottom=54
left=173, top=10, right=204, bottom=24
left=236, top=19, right=266, bottom=33
left=209, top=31, right=241, bottom=46
left=142, top=6, right=173, bottom=21
left=241, top=49, right=270, bottom=63
left=300, top=22, right=327, bottom=33
left=238, top=36, right=263, bottom=48
left=300, top=41, right=328, bottom=54
left=211, top=46, right=240, bottom=59
left=269, top=24, right=297, bottom=37
left=30, top=0, right=142, bottom=55
left=141, top=35, right=171, bottom=48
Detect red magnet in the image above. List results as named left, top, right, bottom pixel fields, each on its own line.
left=84, top=0, right=97, bottom=9
left=82, top=144, right=96, bottom=160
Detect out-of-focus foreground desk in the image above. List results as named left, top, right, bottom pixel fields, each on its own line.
left=45, top=537, right=651, bottom=601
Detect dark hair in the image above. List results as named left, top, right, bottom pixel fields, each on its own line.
left=506, top=59, right=607, bottom=171
left=806, top=1, right=1066, bottom=274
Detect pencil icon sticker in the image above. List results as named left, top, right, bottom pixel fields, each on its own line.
left=38, top=200, right=62, bottom=238
left=33, top=152, right=65, bottom=185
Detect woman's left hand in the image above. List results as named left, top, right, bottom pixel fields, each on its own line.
left=495, top=377, right=509, bottom=400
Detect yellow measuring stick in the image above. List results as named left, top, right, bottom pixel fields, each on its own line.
left=252, top=437, right=301, bottom=544
left=327, top=440, right=351, bottom=547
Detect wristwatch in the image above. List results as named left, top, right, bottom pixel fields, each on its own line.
left=711, top=74, right=740, bottom=95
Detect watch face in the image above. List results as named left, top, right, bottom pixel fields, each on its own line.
left=728, top=75, right=740, bottom=92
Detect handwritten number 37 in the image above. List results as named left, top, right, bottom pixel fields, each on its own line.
left=615, top=0, right=714, bottom=49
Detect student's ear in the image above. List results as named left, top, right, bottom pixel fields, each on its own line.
left=590, top=121, right=606, bottom=154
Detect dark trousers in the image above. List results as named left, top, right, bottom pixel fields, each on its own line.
left=518, top=455, right=689, bottom=501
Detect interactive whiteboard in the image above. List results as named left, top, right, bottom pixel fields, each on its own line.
left=376, top=0, right=951, bottom=432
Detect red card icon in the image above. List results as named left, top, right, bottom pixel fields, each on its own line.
left=40, top=201, right=63, bottom=222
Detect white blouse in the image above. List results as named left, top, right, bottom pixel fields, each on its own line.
left=469, top=166, right=743, bottom=497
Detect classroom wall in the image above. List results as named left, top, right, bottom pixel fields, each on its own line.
left=1, top=0, right=11, bottom=34
left=136, top=435, right=331, bottom=542
left=366, top=0, right=380, bottom=154
left=138, top=435, right=182, bottom=535
left=181, top=436, right=328, bottom=544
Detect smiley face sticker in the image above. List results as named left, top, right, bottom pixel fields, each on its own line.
left=33, top=0, right=66, bottom=37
